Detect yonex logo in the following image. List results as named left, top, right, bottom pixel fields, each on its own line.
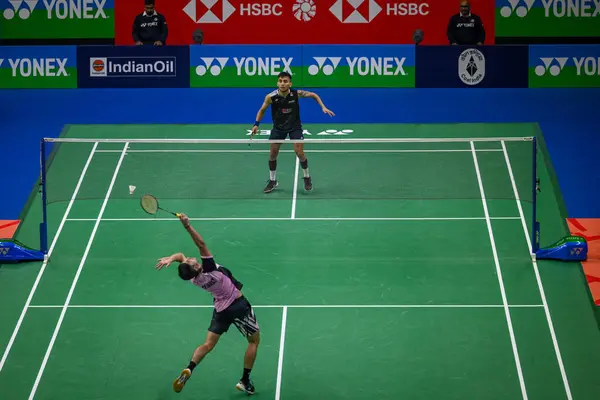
left=3, top=0, right=37, bottom=19
left=2, top=57, right=68, bottom=77
left=293, top=0, right=315, bottom=21
left=536, top=56, right=600, bottom=76
left=501, top=0, right=600, bottom=18
left=196, top=57, right=229, bottom=76
left=535, top=57, right=568, bottom=76
left=3, top=0, right=108, bottom=20
left=183, top=0, right=235, bottom=23
left=330, top=0, right=382, bottom=23
left=0, top=247, right=9, bottom=256
left=196, top=57, right=293, bottom=76
left=309, top=56, right=406, bottom=76
left=246, top=128, right=353, bottom=136
left=500, top=0, right=535, bottom=18
left=308, top=57, right=342, bottom=76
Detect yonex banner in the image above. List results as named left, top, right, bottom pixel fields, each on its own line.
left=529, top=45, right=600, bottom=87
left=77, top=45, right=190, bottom=88
left=495, top=0, right=600, bottom=38
left=302, top=45, right=415, bottom=88
left=0, top=0, right=114, bottom=40
left=114, top=0, right=494, bottom=45
left=415, top=45, right=529, bottom=88
left=0, top=45, right=77, bottom=88
left=190, top=45, right=302, bottom=87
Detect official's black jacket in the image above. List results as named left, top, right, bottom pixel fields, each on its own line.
left=447, top=13, right=485, bottom=45
left=132, top=11, right=168, bottom=44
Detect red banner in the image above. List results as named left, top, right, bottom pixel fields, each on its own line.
left=115, top=0, right=494, bottom=45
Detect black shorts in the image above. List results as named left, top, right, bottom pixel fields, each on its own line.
left=209, top=296, right=259, bottom=337
left=270, top=128, right=304, bottom=140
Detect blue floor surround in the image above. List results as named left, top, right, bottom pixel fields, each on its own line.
left=1, top=88, right=599, bottom=220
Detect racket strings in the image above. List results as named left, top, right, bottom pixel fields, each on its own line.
left=141, top=195, right=159, bottom=214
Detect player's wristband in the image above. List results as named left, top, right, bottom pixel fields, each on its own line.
left=254, top=121, right=260, bottom=127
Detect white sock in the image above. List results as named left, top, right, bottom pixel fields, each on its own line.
left=270, top=170, right=276, bottom=181
left=303, top=168, right=310, bottom=178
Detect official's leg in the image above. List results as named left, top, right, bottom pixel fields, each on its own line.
left=173, top=331, right=222, bottom=393
left=291, top=129, right=312, bottom=191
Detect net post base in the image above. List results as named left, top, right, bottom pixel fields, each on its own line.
left=535, top=235, right=588, bottom=262
left=0, top=239, right=46, bottom=264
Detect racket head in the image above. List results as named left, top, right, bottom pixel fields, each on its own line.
left=140, top=194, right=159, bottom=215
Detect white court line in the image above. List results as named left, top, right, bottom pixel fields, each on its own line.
left=471, top=141, right=528, bottom=399
left=64, top=217, right=522, bottom=222
left=0, top=142, right=99, bottom=374
left=28, top=143, right=129, bottom=400
left=291, top=157, right=299, bottom=219
left=27, top=304, right=545, bottom=309
left=275, top=306, right=288, bottom=400
left=501, top=141, right=572, bottom=399
left=94, top=149, right=505, bottom=153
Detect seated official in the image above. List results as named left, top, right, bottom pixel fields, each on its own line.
left=447, top=0, right=485, bottom=45
left=132, top=0, right=168, bottom=46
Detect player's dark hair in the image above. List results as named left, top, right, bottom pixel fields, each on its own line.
left=278, top=71, right=292, bottom=81
left=178, top=263, right=199, bottom=280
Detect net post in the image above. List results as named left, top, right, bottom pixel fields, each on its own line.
left=532, top=137, right=539, bottom=255
left=40, top=138, right=48, bottom=255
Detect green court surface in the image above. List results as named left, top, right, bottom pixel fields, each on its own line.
left=1, top=123, right=600, bottom=400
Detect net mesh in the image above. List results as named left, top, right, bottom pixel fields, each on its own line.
left=41, top=138, right=536, bottom=205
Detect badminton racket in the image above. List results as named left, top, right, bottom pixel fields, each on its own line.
left=140, top=194, right=180, bottom=217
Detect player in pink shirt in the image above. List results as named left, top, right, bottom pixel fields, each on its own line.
left=155, top=214, right=260, bottom=395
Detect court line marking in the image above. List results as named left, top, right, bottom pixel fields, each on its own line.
left=27, top=304, right=545, bottom=309
left=95, top=149, right=505, bottom=153
left=471, top=141, right=528, bottom=399
left=64, top=217, right=522, bottom=222
left=275, top=306, right=288, bottom=400
left=501, top=141, right=572, bottom=399
left=28, top=143, right=130, bottom=400
left=0, top=143, right=99, bottom=374
left=291, top=158, right=299, bottom=219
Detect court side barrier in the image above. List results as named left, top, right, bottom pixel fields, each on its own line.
left=0, top=44, right=599, bottom=89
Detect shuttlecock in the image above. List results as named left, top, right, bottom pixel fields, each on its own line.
left=129, top=185, right=136, bottom=195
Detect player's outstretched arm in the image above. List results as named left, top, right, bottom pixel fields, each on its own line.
left=251, top=94, right=272, bottom=136
left=298, top=90, right=335, bottom=117
left=178, top=213, right=213, bottom=258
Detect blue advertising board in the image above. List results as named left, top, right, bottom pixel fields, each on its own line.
left=415, top=45, right=529, bottom=88
left=77, top=45, right=190, bottom=88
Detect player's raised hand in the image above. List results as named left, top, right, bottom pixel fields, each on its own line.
left=178, top=213, right=190, bottom=227
left=322, top=107, right=335, bottom=117
left=155, top=256, right=173, bottom=270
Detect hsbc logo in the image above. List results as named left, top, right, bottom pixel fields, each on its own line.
left=183, top=0, right=236, bottom=23
left=330, top=0, right=382, bottom=23
left=330, top=0, right=429, bottom=23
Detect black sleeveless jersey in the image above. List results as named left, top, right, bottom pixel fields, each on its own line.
left=269, top=89, right=302, bottom=132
